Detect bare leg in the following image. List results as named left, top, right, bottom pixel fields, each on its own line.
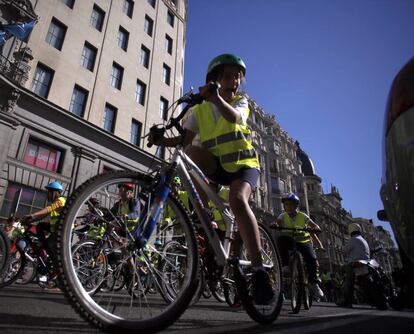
left=229, top=179, right=262, bottom=268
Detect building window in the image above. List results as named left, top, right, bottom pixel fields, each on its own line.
left=103, top=103, right=117, bottom=133
left=45, top=18, right=67, bottom=51
left=135, top=80, right=146, bottom=106
left=144, top=15, right=153, bottom=36
left=0, top=183, right=48, bottom=219
left=31, top=63, right=54, bottom=98
left=80, top=41, right=97, bottom=71
left=279, top=179, right=286, bottom=193
left=63, top=0, right=75, bottom=9
left=167, top=10, right=174, bottom=27
left=270, top=177, right=278, bottom=193
left=130, top=119, right=142, bottom=146
left=162, top=64, right=171, bottom=85
left=23, top=138, right=63, bottom=173
left=160, top=97, right=169, bottom=120
left=165, top=34, right=173, bottom=54
left=90, top=4, right=105, bottom=31
left=147, top=0, right=156, bottom=7
left=110, top=62, right=123, bottom=90
left=122, top=0, right=134, bottom=18
left=69, top=85, right=88, bottom=117
left=117, top=26, right=129, bottom=51
left=139, top=45, right=150, bottom=68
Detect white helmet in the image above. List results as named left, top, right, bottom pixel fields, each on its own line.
left=348, top=223, right=362, bottom=235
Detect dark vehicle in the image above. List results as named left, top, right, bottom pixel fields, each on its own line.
left=378, top=56, right=414, bottom=307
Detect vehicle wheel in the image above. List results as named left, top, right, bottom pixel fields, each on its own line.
left=16, top=259, right=37, bottom=285
left=0, top=245, right=26, bottom=288
left=57, top=170, right=199, bottom=333
left=211, top=280, right=226, bottom=303
left=290, top=253, right=304, bottom=314
left=71, top=239, right=108, bottom=295
left=303, top=284, right=312, bottom=310
left=237, top=223, right=284, bottom=324
left=302, top=266, right=312, bottom=310
left=223, top=283, right=242, bottom=308
left=158, top=240, right=202, bottom=306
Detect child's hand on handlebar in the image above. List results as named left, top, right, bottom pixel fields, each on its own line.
left=198, top=82, right=220, bottom=102
left=147, top=125, right=165, bottom=147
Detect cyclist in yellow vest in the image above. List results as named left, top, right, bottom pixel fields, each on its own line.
left=148, top=53, right=274, bottom=305
left=22, top=181, right=66, bottom=256
left=109, top=183, right=140, bottom=235
left=274, top=192, right=324, bottom=299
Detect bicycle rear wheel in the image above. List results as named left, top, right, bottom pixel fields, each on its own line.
left=290, top=253, right=304, bottom=314
left=237, top=223, right=283, bottom=324
left=57, top=170, right=199, bottom=333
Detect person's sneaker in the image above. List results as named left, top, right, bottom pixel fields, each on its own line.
left=251, top=268, right=275, bottom=305
left=310, top=283, right=324, bottom=299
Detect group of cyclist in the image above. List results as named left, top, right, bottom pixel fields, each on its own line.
left=2, top=53, right=374, bottom=309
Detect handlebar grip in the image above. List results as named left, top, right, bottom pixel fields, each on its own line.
left=147, top=125, right=165, bottom=148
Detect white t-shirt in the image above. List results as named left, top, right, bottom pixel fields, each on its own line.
left=183, top=95, right=249, bottom=134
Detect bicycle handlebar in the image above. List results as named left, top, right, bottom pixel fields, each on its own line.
left=147, top=82, right=220, bottom=148
left=270, top=225, right=322, bottom=234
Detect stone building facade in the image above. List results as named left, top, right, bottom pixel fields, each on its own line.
left=248, top=97, right=400, bottom=276
left=0, top=0, right=186, bottom=220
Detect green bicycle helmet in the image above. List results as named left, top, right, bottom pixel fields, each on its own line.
left=206, top=53, right=246, bottom=83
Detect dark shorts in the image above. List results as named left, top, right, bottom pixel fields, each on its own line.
left=208, top=156, right=260, bottom=189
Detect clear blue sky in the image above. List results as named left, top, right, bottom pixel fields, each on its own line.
left=183, top=0, right=414, bottom=240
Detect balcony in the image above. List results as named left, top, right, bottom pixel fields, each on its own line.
left=0, top=54, right=27, bottom=85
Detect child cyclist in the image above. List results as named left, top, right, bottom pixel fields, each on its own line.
left=273, top=193, right=324, bottom=299
left=148, top=53, right=274, bottom=305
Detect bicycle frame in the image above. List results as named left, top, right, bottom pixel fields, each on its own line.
left=135, top=147, right=238, bottom=268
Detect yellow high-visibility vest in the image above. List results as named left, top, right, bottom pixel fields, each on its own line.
left=193, top=96, right=259, bottom=173
left=281, top=211, right=311, bottom=243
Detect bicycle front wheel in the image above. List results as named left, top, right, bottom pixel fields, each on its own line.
left=57, top=170, right=199, bottom=333
left=0, top=245, right=26, bottom=288
left=290, top=252, right=304, bottom=314
left=237, top=223, right=283, bottom=324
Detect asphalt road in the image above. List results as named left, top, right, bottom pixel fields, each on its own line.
left=0, top=284, right=413, bottom=333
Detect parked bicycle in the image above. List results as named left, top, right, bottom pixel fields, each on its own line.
left=0, top=218, right=58, bottom=289
left=56, top=88, right=283, bottom=333
left=270, top=226, right=321, bottom=313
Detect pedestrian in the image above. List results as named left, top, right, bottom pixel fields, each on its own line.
left=148, top=53, right=274, bottom=305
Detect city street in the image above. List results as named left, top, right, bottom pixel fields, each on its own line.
left=0, top=284, right=413, bottom=334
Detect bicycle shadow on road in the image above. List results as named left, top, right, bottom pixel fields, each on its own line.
left=164, top=312, right=414, bottom=334
left=0, top=313, right=98, bottom=334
